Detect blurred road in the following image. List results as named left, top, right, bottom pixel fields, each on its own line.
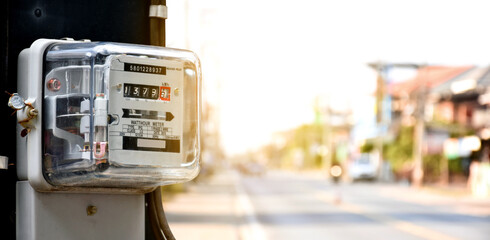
left=164, top=169, right=490, bottom=240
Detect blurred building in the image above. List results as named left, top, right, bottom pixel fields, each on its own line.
left=386, top=64, right=490, bottom=185
left=389, top=66, right=473, bottom=154
left=389, top=66, right=472, bottom=127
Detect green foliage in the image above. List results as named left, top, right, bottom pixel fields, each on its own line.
left=383, top=126, right=414, bottom=173
left=314, top=154, right=323, bottom=168
left=290, top=124, right=323, bottom=168
left=360, top=142, right=374, bottom=153
left=448, top=158, right=464, bottom=173
left=383, top=124, right=466, bottom=181
left=428, top=121, right=475, bottom=138
left=423, top=154, right=442, bottom=181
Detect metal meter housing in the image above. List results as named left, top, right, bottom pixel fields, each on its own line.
left=17, top=39, right=201, bottom=192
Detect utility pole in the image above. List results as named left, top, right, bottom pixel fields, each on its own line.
left=6, top=1, right=202, bottom=240
left=412, top=83, right=427, bottom=188
left=375, top=66, right=385, bottom=180
left=368, top=62, right=387, bottom=181
left=319, top=95, right=333, bottom=177
left=3, top=2, right=156, bottom=239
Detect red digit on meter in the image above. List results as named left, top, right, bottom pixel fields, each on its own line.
left=159, top=86, right=171, bottom=101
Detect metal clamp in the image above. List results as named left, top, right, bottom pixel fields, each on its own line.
left=7, top=92, right=38, bottom=137
left=0, top=156, right=8, bottom=170
left=149, top=5, right=167, bottom=19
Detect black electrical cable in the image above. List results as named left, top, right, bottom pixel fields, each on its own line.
left=152, top=187, right=176, bottom=240
left=147, top=187, right=175, bottom=240
left=146, top=191, right=166, bottom=240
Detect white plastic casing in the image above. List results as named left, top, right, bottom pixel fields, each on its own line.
left=17, top=39, right=201, bottom=192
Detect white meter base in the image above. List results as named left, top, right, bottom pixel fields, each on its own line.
left=16, top=181, right=144, bottom=240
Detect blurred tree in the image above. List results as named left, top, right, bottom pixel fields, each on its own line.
left=360, top=142, right=375, bottom=153
left=384, top=126, right=414, bottom=175
left=423, top=154, right=443, bottom=183
left=273, top=124, right=324, bottom=169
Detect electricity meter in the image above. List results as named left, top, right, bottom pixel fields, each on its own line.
left=16, top=39, right=201, bottom=192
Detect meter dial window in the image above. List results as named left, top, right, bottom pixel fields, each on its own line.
left=123, top=84, right=159, bottom=100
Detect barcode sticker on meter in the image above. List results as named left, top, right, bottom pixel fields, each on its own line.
left=137, top=139, right=166, bottom=148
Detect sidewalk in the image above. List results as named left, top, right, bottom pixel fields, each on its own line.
left=163, top=170, right=242, bottom=240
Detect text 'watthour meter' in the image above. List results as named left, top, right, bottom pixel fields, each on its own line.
left=16, top=39, right=201, bottom=192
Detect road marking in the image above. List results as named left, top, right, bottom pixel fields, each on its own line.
left=313, top=190, right=460, bottom=240
left=234, top=178, right=268, bottom=240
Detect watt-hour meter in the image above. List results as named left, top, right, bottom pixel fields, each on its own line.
left=16, top=39, right=201, bottom=192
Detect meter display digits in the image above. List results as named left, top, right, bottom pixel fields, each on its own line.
left=123, top=84, right=160, bottom=100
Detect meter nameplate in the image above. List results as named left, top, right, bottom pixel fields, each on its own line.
left=108, top=56, right=184, bottom=167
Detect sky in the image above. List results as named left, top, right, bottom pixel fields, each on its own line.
left=167, top=0, right=490, bottom=155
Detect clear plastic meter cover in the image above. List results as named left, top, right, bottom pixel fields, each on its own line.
left=42, top=42, right=201, bottom=189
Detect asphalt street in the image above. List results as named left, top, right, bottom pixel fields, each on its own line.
left=164, top=169, right=490, bottom=240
